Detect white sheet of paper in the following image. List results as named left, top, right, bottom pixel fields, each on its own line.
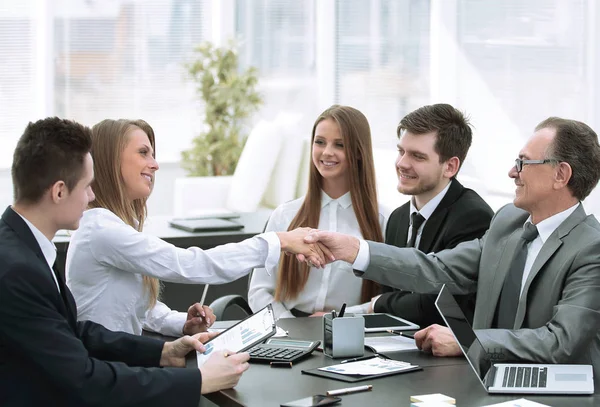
left=318, top=356, right=415, bottom=376
left=481, top=399, right=551, bottom=407
left=364, top=335, right=417, bottom=353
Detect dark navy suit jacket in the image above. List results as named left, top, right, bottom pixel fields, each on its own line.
left=374, top=180, right=493, bottom=326
left=0, top=206, right=201, bottom=406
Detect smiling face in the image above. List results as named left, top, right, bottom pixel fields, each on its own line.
left=509, top=127, right=557, bottom=214
left=312, top=118, right=349, bottom=187
left=120, top=128, right=159, bottom=202
left=395, top=131, right=454, bottom=205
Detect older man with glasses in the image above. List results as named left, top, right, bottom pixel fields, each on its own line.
left=305, top=117, right=600, bottom=387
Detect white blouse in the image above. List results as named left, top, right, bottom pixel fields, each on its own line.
left=66, top=208, right=280, bottom=337
left=248, top=191, right=387, bottom=319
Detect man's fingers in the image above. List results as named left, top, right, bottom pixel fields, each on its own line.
left=317, top=242, right=335, bottom=262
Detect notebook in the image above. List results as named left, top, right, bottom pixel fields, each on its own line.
left=169, top=218, right=244, bottom=233
left=435, top=285, right=594, bottom=394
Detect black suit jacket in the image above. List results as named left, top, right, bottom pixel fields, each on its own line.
left=374, top=180, right=493, bottom=326
left=0, top=207, right=201, bottom=407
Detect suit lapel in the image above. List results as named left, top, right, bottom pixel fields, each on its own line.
left=1, top=206, right=77, bottom=330
left=419, top=180, right=464, bottom=252
left=514, top=204, right=586, bottom=327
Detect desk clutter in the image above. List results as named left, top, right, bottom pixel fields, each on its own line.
left=302, top=355, right=421, bottom=382
left=410, top=393, right=456, bottom=406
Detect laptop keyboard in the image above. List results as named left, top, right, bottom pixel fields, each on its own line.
left=502, top=366, right=548, bottom=388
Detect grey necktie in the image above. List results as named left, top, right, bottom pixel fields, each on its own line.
left=408, top=212, right=426, bottom=248
left=494, top=222, right=539, bottom=329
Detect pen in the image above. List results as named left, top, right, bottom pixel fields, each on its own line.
left=338, top=303, right=347, bottom=318
left=386, top=330, right=415, bottom=339
left=326, top=385, right=373, bottom=396
left=199, top=284, right=210, bottom=307
left=331, top=310, right=337, bottom=319
left=340, top=355, right=376, bottom=364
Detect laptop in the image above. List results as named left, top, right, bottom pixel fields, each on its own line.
left=434, top=285, right=594, bottom=394
left=169, top=218, right=244, bottom=233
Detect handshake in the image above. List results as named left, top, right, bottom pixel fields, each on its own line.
left=275, top=228, right=361, bottom=268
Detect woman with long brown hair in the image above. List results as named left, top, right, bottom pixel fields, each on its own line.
left=65, top=119, right=325, bottom=337
left=248, top=105, right=386, bottom=318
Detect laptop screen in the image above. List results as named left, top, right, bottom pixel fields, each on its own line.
left=435, top=285, right=492, bottom=386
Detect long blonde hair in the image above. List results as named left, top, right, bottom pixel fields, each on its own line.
left=90, top=119, right=160, bottom=308
left=274, top=105, right=383, bottom=302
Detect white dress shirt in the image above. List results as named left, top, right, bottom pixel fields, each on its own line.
left=407, top=181, right=452, bottom=247
left=248, top=191, right=388, bottom=319
left=17, top=211, right=60, bottom=292
left=66, top=208, right=281, bottom=337
left=519, top=202, right=579, bottom=296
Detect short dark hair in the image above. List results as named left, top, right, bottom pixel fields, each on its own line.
left=536, top=117, right=600, bottom=201
left=12, top=117, right=92, bottom=204
left=398, top=103, right=473, bottom=171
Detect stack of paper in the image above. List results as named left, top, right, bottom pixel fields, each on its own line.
left=364, top=335, right=418, bottom=353
left=318, top=356, right=417, bottom=376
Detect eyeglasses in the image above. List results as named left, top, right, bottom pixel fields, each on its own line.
left=514, top=158, right=558, bottom=173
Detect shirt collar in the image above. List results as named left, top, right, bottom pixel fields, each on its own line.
left=409, top=180, right=452, bottom=220
left=321, top=190, right=352, bottom=209
left=16, top=212, right=57, bottom=270
left=525, top=202, right=580, bottom=244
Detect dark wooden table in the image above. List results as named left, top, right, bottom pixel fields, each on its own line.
left=194, top=318, right=599, bottom=407
left=53, top=210, right=272, bottom=312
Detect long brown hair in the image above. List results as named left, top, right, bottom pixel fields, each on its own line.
left=90, top=119, right=160, bottom=308
left=274, top=105, right=383, bottom=303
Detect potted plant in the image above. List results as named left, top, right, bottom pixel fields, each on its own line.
left=182, top=40, right=263, bottom=176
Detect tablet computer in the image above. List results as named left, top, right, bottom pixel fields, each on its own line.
left=169, top=218, right=244, bottom=233
left=197, top=304, right=276, bottom=367
left=358, top=313, right=420, bottom=333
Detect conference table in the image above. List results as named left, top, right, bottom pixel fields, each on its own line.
left=193, top=317, right=599, bottom=407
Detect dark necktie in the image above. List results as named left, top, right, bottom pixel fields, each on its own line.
left=408, top=212, right=426, bottom=248
left=494, top=222, right=539, bottom=329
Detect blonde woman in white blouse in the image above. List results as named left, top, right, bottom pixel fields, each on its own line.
left=66, top=119, right=327, bottom=337
left=248, top=105, right=387, bottom=319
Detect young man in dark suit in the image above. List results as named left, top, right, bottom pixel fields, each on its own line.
left=369, top=104, right=493, bottom=326
left=0, top=118, right=250, bottom=406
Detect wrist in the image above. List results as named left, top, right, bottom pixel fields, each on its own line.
left=159, top=342, right=171, bottom=367
left=276, top=232, right=288, bottom=251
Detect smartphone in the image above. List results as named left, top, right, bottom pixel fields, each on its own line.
left=280, top=394, right=342, bottom=407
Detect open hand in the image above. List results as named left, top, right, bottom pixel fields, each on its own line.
left=200, top=350, right=250, bottom=394
left=160, top=332, right=219, bottom=367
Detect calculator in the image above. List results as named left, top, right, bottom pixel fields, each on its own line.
left=248, top=338, right=320, bottom=363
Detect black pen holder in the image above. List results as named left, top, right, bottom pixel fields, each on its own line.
left=322, top=313, right=364, bottom=358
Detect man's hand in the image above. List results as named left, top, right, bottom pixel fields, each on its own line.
left=160, top=332, right=219, bottom=367
left=200, top=351, right=251, bottom=394
left=309, top=311, right=327, bottom=317
left=277, top=228, right=334, bottom=268
left=183, top=303, right=216, bottom=335
left=303, top=231, right=360, bottom=264
left=414, top=324, right=461, bottom=357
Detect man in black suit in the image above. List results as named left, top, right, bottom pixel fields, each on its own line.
left=369, top=104, right=493, bottom=326
left=0, top=118, right=250, bottom=406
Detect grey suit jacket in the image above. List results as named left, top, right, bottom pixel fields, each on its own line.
left=361, top=203, right=600, bottom=386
